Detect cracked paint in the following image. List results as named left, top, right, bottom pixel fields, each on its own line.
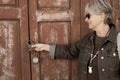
left=1, top=0, right=10, bottom=4
left=49, top=28, right=58, bottom=43
left=0, top=21, right=15, bottom=79
left=53, top=0, right=68, bottom=7
left=63, top=23, right=69, bottom=43
left=36, top=10, right=74, bottom=21
left=34, top=32, right=38, bottom=42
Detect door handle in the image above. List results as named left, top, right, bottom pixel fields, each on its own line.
left=32, top=57, right=39, bottom=64
left=27, top=40, right=39, bottom=64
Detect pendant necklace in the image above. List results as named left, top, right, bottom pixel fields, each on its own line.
left=88, top=51, right=99, bottom=74
left=88, top=66, right=93, bottom=74
left=88, top=29, right=110, bottom=74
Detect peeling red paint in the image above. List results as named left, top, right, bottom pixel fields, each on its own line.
left=0, top=21, right=15, bottom=79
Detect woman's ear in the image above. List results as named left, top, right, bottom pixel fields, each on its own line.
left=101, top=13, right=106, bottom=21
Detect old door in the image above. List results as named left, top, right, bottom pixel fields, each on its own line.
left=0, top=0, right=31, bottom=80
left=29, top=0, right=81, bottom=80
left=0, top=0, right=119, bottom=80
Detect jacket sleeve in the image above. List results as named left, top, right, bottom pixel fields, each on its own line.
left=54, top=39, right=83, bottom=59
left=48, top=32, right=91, bottom=59
left=49, top=44, right=56, bottom=59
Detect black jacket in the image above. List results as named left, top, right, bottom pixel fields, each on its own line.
left=54, top=24, right=120, bottom=80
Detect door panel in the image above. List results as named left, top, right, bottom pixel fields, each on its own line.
left=0, top=0, right=30, bottom=80
left=38, top=22, right=70, bottom=44
left=0, top=0, right=17, bottom=6
left=38, top=0, right=70, bottom=8
left=39, top=22, right=70, bottom=80
left=0, top=21, right=20, bottom=80
left=112, top=0, right=120, bottom=31
left=29, top=0, right=80, bottom=80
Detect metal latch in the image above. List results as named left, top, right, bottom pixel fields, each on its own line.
left=27, top=40, right=35, bottom=52
left=27, top=40, right=39, bottom=64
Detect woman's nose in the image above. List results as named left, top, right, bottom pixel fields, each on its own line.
left=85, top=18, right=88, bottom=22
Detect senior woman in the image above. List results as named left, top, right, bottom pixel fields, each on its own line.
left=31, top=0, right=120, bottom=80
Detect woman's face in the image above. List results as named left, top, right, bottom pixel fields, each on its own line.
left=85, top=13, right=105, bottom=30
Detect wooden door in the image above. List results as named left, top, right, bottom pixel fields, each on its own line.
left=112, top=0, right=120, bottom=31
left=0, top=0, right=119, bottom=80
left=29, top=0, right=81, bottom=80
left=0, top=0, right=31, bottom=80
left=29, top=0, right=120, bottom=80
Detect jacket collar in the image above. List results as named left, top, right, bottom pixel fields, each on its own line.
left=89, top=24, right=118, bottom=43
left=106, top=24, right=117, bottom=43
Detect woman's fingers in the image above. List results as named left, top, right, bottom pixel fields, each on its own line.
left=32, top=44, right=39, bottom=48
left=31, top=44, right=44, bottom=51
left=31, top=43, right=50, bottom=52
left=34, top=47, right=40, bottom=51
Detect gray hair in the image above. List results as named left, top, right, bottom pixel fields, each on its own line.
left=85, top=0, right=114, bottom=24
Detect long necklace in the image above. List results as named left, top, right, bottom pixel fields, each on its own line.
left=88, top=29, right=110, bottom=74
left=88, top=51, right=99, bottom=74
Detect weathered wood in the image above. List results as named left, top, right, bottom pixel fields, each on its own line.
left=0, top=0, right=30, bottom=80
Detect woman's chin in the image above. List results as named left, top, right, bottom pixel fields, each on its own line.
left=89, top=26, right=95, bottom=31
left=88, top=25, right=93, bottom=29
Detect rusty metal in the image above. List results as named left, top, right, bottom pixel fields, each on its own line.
left=27, top=40, right=35, bottom=52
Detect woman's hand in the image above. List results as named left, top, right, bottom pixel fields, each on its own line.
left=31, top=43, right=50, bottom=52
